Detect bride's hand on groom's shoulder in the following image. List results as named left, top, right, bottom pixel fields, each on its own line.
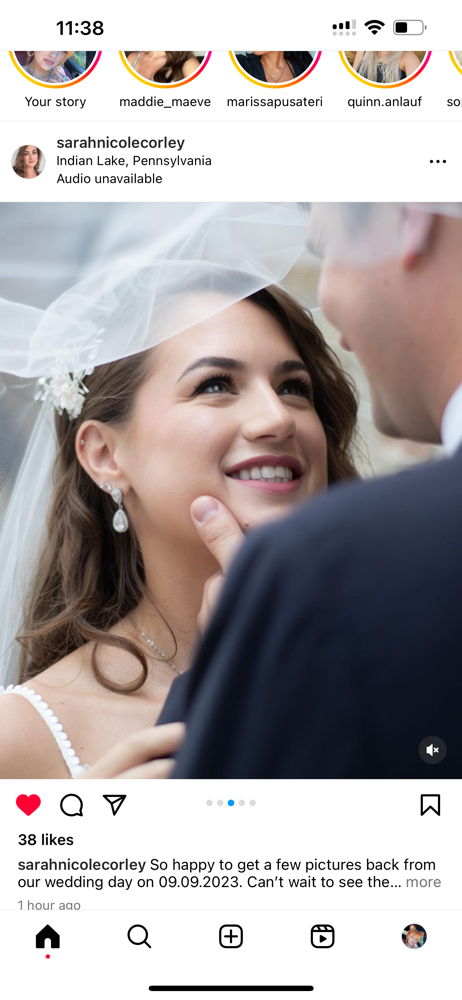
left=191, top=496, right=245, bottom=635
left=78, top=722, right=185, bottom=780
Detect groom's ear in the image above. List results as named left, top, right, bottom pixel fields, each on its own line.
left=400, top=208, right=436, bottom=270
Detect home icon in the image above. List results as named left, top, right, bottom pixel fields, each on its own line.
left=36, top=925, right=60, bottom=949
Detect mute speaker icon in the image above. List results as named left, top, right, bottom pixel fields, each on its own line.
left=419, top=735, right=447, bottom=764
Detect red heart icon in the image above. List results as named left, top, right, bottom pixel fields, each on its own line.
left=16, top=794, right=41, bottom=816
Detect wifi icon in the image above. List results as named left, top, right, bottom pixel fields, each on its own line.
left=365, top=19, right=385, bottom=34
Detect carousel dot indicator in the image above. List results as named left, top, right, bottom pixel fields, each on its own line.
left=205, top=798, right=256, bottom=806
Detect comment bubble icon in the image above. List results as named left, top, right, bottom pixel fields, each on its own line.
left=60, top=794, right=83, bottom=817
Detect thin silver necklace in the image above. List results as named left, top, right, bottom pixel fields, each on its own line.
left=264, top=59, right=289, bottom=82
left=128, top=615, right=183, bottom=675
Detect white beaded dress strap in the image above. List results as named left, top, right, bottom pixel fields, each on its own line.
left=0, top=684, right=88, bottom=778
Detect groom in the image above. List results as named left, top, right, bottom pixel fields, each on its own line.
left=159, top=205, right=462, bottom=778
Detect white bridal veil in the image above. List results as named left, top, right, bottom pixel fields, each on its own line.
left=0, top=201, right=458, bottom=684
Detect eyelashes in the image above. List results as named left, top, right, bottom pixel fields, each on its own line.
left=192, top=371, right=314, bottom=400
left=278, top=375, right=314, bottom=400
left=193, top=371, right=239, bottom=395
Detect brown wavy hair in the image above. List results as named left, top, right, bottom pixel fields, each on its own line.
left=13, top=145, right=43, bottom=178
left=125, top=51, right=198, bottom=82
left=154, top=51, right=198, bottom=82
left=18, top=285, right=360, bottom=691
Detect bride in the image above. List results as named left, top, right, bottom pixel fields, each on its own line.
left=0, top=207, right=360, bottom=779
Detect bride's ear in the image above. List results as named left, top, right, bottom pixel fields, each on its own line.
left=75, top=420, right=131, bottom=495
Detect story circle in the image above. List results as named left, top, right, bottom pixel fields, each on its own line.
left=229, top=51, right=321, bottom=88
left=449, top=51, right=462, bottom=74
left=10, top=51, right=101, bottom=88
left=119, top=51, right=212, bottom=88
left=339, top=50, right=431, bottom=88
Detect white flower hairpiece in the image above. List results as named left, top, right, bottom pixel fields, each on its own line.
left=34, top=369, right=94, bottom=419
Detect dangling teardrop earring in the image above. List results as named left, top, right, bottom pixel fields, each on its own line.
left=110, top=487, right=129, bottom=533
left=98, top=481, right=129, bottom=532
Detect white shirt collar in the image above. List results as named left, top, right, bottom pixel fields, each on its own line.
left=441, top=382, right=462, bottom=456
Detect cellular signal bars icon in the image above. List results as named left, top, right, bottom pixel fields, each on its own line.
left=332, top=20, right=357, bottom=36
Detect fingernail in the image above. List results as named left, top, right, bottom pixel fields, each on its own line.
left=191, top=497, right=219, bottom=523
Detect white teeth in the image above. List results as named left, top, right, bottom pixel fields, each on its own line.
left=230, top=464, right=296, bottom=481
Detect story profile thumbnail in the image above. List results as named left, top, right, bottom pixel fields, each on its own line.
left=10, top=51, right=101, bottom=87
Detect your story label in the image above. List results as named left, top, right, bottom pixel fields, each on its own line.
left=25, top=96, right=88, bottom=110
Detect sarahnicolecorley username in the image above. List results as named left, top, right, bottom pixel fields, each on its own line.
left=56, top=136, right=186, bottom=150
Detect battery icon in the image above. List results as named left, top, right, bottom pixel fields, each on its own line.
left=394, top=19, right=426, bottom=34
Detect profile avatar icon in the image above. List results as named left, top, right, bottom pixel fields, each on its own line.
left=12, top=145, right=44, bottom=179
left=402, top=923, right=427, bottom=949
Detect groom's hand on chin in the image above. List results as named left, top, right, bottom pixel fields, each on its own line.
left=191, top=496, right=245, bottom=634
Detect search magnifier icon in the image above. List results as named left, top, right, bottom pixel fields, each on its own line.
left=127, top=924, right=151, bottom=948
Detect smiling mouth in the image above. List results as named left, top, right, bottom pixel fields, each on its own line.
left=225, top=458, right=303, bottom=494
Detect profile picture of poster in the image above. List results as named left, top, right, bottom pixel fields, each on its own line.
left=11, top=144, right=45, bottom=179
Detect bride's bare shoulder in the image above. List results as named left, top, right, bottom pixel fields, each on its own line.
left=0, top=647, right=90, bottom=778
left=0, top=692, right=70, bottom=778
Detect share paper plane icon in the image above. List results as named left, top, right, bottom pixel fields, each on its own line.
left=103, top=794, right=127, bottom=816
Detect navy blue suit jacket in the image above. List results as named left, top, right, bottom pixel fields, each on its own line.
left=159, top=451, right=462, bottom=777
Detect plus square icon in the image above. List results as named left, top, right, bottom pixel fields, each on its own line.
left=219, top=924, right=243, bottom=948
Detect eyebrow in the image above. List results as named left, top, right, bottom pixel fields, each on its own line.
left=176, top=356, right=311, bottom=382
